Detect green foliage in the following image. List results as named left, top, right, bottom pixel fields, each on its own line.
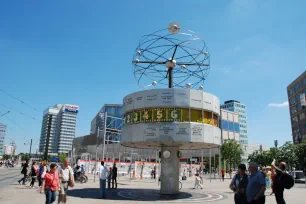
left=221, top=139, right=243, bottom=169
left=248, top=141, right=305, bottom=169
left=59, top=153, right=67, bottom=163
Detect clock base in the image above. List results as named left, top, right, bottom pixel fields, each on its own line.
left=160, top=146, right=180, bottom=195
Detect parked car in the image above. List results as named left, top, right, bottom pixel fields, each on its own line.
left=291, top=170, right=305, bottom=184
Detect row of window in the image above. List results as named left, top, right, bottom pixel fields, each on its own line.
left=239, top=119, right=247, bottom=124
left=239, top=114, right=246, bottom=119
left=240, top=124, right=247, bottom=128
left=290, top=103, right=303, bottom=114
left=289, top=91, right=306, bottom=105
left=240, top=130, right=248, bottom=133
left=0, top=130, right=6, bottom=132
left=221, top=120, right=240, bottom=132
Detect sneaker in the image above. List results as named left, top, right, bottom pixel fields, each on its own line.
left=18, top=181, right=21, bottom=185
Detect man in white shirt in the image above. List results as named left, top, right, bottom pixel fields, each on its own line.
left=58, top=159, right=74, bottom=204
left=99, top=161, right=108, bottom=199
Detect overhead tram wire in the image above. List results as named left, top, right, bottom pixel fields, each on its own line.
left=0, top=103, right=36, bottom=120
left=0, top=88, right=41, bottom=112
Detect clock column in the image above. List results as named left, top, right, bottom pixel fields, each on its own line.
left=160, top=146, right=180, bottom=194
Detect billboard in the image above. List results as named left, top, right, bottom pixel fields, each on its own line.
left=64, top=104, right=79, bottom=113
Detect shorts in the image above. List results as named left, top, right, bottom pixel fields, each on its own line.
left=60, top=182, right=68, bottom=195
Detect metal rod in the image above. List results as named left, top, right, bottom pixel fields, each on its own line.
left=102, top=112, right=107, bottom=162
left=209, top=148, right=212, bottom=183
left=29, top=139, right=32, bottom=159
left=219, top=147, right=221, bottom=181
left=94, top=126, right=99, bottom=183
left=169, top=68, right=173, bottom=88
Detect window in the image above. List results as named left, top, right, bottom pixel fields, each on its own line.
left=228, top=122, right=233, bottom=131
left=303, top=78, right=306, bottom=86
left=290, top=97, right=296, bottom=105
left=299, top=113, right=305, bottom=120
left=190, top=109, right=203, bottom=123
left=295, top=83, right=301, bottom=91
left=222, top=120, right=228, bottom=130
left=296, top=94, right=301, bottom=103
left=289, top=88, right=295, bottom=96
left=234, top=123, right=240, bottom=133
left=297, top=103, right=302, bottom=111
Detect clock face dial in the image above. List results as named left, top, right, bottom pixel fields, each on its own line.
left=163, top=150, right=171, bottom=158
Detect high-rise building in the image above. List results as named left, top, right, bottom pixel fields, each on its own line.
left=287, top=71, right=306, bottom=144
left=39, top=104, right=79, bottom=155
left=221, top=100, right=248, bottom=145
left=0, top=123, right=7, bottom=156
left=221, top=100, right=248, bottom=164
left=220, top=109, right=240, bottom=142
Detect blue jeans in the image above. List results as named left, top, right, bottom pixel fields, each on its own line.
left=18, top=173, right=27, bottom=184
left=100, top=179, right=106, bottom=199
left=45, top=189, right=57, bottom=204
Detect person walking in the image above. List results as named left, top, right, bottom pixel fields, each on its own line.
left=112, top=163, right=118, bottom=189
left=246, top=162, right=266, bottom=204
left=38, top=161, right=47, bottom=187
left=107, top=167, right=112, bottom=189
left=58, top=159, right=74, bottom=204
left=193, top=171, right=203, bottom=189
left=221, top=169, right=225, bottom=182
left=30, top=161, right=38, bottom=188
left=230, top=164, right=248, bottom=204
left=99, top=161, right=108, bottom=199
left=41, top=163, right=60, bottom=204
left=18, top=159, right=29, bottom=185
left=271, top=159, right=290, bottom=204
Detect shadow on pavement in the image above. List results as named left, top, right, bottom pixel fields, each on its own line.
left=68, top=188, right=194, bottom=201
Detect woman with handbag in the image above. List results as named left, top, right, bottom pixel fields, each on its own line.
left=41, top=163, right=60, bottom=204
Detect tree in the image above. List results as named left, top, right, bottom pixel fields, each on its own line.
left=279, top=141, right=298, bottom=169
left=59, top=153, right=67, bottom=163
left=221, top=139, right=243, bottom=170
left=295, top=140, right=306, bottom=169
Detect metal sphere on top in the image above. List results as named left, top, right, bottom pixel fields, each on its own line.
left=132, top=22, right=210, bottom=89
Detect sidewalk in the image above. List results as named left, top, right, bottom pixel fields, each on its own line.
left=0, top=174, right=305, bottom=204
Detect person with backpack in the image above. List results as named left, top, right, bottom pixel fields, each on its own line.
left=230, top=164, right=248, bottom=204
left=271, top=159, right=293, bottom=204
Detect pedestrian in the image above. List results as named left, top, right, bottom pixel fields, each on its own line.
left=58, top=159, right=75, bottom=204
left=41, top=163, right=60, bottom=204
left=265, top=167, right=271, bottom=189
left=230, top=164, right=248, bottom=204
left=193, top=171, right=203, bottom=189
left=271, top=159, right=293, bottom=204
left=38, top=161, right=47, bottom=187
left=107, top=167, right=112, bottom=189
left=112, top=163, right=118, bottom=189
left=99, top=161, right=108, bottom=199
left=246, top=162, right=266, bottom=204
left=18, top=159, right=29, bottom=185
left=221, top=169, right=225, bottom=182
left=30, top=161, right=38, bottom=188
left=270, top=166, right=276, bottom=195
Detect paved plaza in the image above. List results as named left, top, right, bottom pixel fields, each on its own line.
left=0, top=167, right=305, bottom=204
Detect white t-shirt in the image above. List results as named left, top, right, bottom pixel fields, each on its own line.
left=58, top=166, right=74, bottom=181
left=99, top=166, right=109, bottom=180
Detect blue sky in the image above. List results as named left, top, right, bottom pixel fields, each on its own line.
left=1, top=0, right=305, bottom=153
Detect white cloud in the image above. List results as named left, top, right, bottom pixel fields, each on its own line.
left=268, top=101, right=289, bottom=108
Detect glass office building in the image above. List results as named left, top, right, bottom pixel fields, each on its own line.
left=91, top=104, right=123, bottom=142
left=39, top=104, right=79, bottom=154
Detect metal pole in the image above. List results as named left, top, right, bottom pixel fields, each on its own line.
left=201, top=149, right=204, bottom=170
left=29, top=139, right=33, bottom=159
left=102, top=112, right=107, bottom=162
left=209, top=148, right=212, bottom=183
left=214, top=150, right=216, bottom=179
left=94, top=127, right=99, bottom=183
left=219, top=147, right=221, bottom=181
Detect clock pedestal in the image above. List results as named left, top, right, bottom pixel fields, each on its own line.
left=160, top=146, right=180, bottom=195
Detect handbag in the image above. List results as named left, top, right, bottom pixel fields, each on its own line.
left=45, top=172, right=56, bottom=194
left=68, top=167, right=75, bottom=188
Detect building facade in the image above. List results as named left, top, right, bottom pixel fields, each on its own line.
left=39, top=104, right=79, bottom=155
left=287, top=71, right=306, bottom=144
left=221, top=100, right=248, bottom=145
left=4, top=144, right=14, bottom=155
left=246, top=143, right=269, bottom=156
left=90, top=104, right=123, bottom=142
left=220, top=109, right=240, bottom=142
left=0, top=123, right=7, bottom=156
